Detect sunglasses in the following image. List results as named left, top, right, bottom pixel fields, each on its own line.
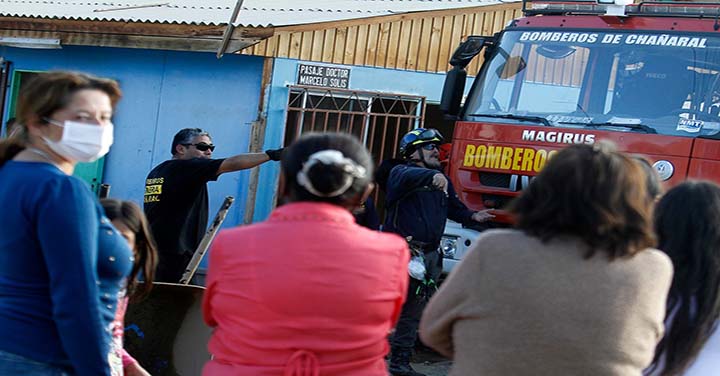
left=420, top=143, right=439, bottom=151
left=183, top=143, right=215, bottom=152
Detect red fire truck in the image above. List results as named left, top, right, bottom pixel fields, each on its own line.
left=439, top=0, right=720, bottom=272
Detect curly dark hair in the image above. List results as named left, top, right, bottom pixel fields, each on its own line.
left=510, top=142, right=656, bottom=259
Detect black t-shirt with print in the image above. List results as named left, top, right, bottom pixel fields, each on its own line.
left=143, top=158, right=224, bottom=262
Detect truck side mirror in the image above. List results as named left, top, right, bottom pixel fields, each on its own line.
left=440, top=66, right=467, bottom=116
left=441, top=36, right=489, bottom=116
left=450, top=36, right=488, bottom=68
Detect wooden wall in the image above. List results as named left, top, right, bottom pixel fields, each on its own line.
left=242, top=3, right=523, bottom=75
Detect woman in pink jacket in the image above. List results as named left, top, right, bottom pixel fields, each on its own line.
left=202, top=132, right=409, bottom=376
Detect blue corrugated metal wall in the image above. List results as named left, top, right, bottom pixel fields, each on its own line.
left=1, top=46, right=265, bottom=242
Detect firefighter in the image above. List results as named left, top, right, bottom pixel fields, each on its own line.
left=384, top=128, right=494, bottom=376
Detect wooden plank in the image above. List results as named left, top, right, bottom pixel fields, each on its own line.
left=385, top=21, right=401, bottom=69
left=492, top=10, right=505, bottom=35
left=396, top=20, right=413, bottom=70
left=7, top=17, right=277, bottom=39
left=607, top=54, right=617, bottom=91
left=406, top=19, right=422, bottom=71
left=311, top=30, right=324, bottom=61
left=243, top=57, right=274, bottom=224
left=264, top=34, right=278, bottom=56
left=365, top=23, right=380, bottom=66
left=435, top=15, right=453, bottom=73
left=443, top=14, right=465, bottom=72
left=289, top=31, right=302, bottom=59
left=568, top=52, right=578, bottom=87
left=354, top=24, right=369, bottom=66
left=376, top=21, right=391, bottom=67
left=277, top=32, right=291, bottom=57
left=538, top=55, right=548, bottom=84
left=322, top=28, right=336, bottom=62
left=299, top=31, right=313, bottom=60
left=553, top=58, right=564, bottom=85
left=344, top=25, right=358, bottom=65
left=525, top=48, right=536, bottom=83
left=462, top=12, right=475, bottom=40
left=472, top=12, right=485, bottom=36
left=235, top=27, right=275, bottom=40
left=333, top=27, right=347, bottom=64
left=251, top=39, right=266, bottom=55
left=481, top=10, right=495, bottom=35
left=426, top=17, right=443, bottom=72
left=468, top=13, right=483, bottom=75
left=0, top=29, right=257, bottom=53
left=503, top=9, right=515, bottom=26
left=572, top=49, right=588, bottom=87
left=416, top=18, right=433, bottom=72
left=0, top=18, right=271, bottom=54
left=562, top=55, right=572, bottom=87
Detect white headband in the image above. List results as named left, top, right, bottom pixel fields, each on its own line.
left=296, top=150, right=367, bottom=198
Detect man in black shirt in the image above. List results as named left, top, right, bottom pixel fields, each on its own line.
left=144, top=128, right=282, bottom=282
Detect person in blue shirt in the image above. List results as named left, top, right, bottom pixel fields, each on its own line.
left=0, top=71, right=133, bottom=376
left=384, top=128, right=493, bottom=376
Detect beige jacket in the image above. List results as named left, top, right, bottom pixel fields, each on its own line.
left=420, top=229, right=673, bottom=376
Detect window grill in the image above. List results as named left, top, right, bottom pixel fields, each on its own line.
left=284, top=85, right=426, bottom=218
left=285, top=85, right=426, bottom=165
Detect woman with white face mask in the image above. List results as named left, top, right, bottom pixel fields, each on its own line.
left=0, top=71, right=132, bottom=376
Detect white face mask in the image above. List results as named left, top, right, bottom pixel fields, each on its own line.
left=43, top=119, right=114, bottom=163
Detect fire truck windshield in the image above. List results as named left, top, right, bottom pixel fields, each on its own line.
left=463, top=30, right=720, bottom=137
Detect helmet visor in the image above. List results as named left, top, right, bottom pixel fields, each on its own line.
left=412, top=128, right=444, bottom=145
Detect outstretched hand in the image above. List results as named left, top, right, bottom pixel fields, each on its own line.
left=471, top=210, right=495, bottom=223
left=265, top=148, right=285, bottom=161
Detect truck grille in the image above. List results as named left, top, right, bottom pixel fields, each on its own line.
left=479, top=172, right=511, bottom=189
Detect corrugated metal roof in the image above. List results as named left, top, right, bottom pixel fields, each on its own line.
left=0, top=0, right=519, bottom=27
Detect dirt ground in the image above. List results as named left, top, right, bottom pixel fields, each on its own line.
left=408, top=346, right=452, bottom=376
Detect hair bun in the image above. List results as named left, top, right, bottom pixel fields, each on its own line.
left=296, top=150, right=366, bottom=198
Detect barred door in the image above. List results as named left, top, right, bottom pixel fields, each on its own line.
left=284, top=85, right=426, bottom=217
left=285, top=86, right=425, bottom=164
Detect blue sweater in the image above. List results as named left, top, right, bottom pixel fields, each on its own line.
left=0, top=161, right=133, bottom=376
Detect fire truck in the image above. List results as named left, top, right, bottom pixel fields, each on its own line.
left=439, top=0, right=720, bottom=272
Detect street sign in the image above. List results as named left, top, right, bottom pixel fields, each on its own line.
left=297, top=63, right=350, bottom=89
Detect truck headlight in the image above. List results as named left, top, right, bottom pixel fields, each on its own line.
left=440, top=236, right=458, bottom=259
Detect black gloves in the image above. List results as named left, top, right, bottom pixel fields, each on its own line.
left=265, top=148, right=284, bottom=161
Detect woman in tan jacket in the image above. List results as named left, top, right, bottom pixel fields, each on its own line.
left=420, top=143, right=673, bottom=376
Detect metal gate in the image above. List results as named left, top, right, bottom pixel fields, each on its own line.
left=284, top=86, right=426, bottom=220
left=284, top=86, right=426, bottom=165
